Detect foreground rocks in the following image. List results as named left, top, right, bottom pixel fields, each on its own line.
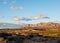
left=0, top=33, right=60, bottom=43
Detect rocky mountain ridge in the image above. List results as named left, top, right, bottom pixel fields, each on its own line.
left=25, top=22, right=60, bottom=29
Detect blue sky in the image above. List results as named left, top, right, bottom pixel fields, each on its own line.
left=0, top=0, right=60, bottom=24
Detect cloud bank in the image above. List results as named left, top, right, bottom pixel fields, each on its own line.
left=12, top=15, right=50, bottom=22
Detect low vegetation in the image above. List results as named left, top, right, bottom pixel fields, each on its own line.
left=0, top=27, right=60, bottom=37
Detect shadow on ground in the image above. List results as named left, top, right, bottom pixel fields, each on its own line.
left=0, top=33, right=60, bottom=43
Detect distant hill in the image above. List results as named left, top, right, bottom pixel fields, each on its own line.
left=0, top=22, right=60, bottom=37
left=25, top=22, right=60, bottom=29
left=0, top=22, right=60, bottom=29
left=0, top=23, right=21, bottom=29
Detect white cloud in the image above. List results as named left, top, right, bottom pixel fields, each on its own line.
left=12, top=14, right=50, bottom=22
left=32, top=14, right=50, bottom=20
left=10, top=6, right=23, bottom=11
left=12, top=16, right=24, bottom=21
left=12, top=16, right=32, bottom=21
left=2, top=0, right=23, bottom=11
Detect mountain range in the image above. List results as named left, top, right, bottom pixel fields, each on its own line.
left=0, top=23, right=21, bottom=29
left=25, top=22, right=60, bottom=29
left=0, top=22, right=60, bottom=29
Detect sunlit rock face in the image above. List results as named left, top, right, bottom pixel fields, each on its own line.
left=25, top=22, right=60, bottom=29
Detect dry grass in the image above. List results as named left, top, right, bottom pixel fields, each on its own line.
left=0, top=27, right=60, bottom=37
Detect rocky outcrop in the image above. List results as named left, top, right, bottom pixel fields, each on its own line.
left=25, top=22, right=60, bottom=29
